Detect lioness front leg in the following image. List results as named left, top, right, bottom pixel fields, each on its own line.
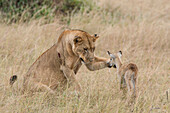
left=60, top=65, right=82, bottom=92
left=85, top=56, right=112, bottom=71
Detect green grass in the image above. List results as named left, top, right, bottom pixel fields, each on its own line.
left=0, top=0, right=92, bottom=23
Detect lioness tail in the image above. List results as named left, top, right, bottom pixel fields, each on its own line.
left=9, top=75, right=17, bottom=86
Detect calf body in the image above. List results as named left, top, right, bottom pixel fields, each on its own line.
left=108, top=51, right=138, bottom=97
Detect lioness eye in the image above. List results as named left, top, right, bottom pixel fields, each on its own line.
left=84, top=48, right=88, bottom=52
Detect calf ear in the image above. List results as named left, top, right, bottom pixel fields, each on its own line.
left=119, top=51, right=122, bottom=55
left=107, top=51, right=115, bottom=59
left=93, top=34, right=99, bottom=42
left=73, top=36, right=82, bottom=44
left=117, top=51, right=122, bottom=58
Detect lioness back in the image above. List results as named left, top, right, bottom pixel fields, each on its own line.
left=23, top=42, right=67, bottom=90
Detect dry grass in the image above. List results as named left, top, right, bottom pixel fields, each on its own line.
left=0, top=0, right=170, bottom=112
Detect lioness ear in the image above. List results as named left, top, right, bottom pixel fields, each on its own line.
left=93, top=34, right=99, bottom=42
left=74, top=36, right=82, bottom=44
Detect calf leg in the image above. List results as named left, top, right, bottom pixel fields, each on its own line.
left=125, top=72, right=131, bottom=92
left=131, top=72, right=136, bottom=97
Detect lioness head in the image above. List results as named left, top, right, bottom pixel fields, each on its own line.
left=72, top=31, right=99, bottom=63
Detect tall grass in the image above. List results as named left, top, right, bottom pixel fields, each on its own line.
left=0, top=0, right=170, bottom=112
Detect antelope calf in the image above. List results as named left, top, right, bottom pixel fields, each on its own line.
left=108, top=51, right=138, bottom=97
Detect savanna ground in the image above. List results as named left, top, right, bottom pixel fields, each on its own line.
left=0, top=0, right=170, bottom=112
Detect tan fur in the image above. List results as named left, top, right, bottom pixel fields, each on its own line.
left=108, top=51, right=138, bottom=97
left=10, top=29, right=112, bottom=93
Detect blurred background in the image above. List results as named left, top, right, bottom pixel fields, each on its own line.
left=0, top=0, right=169, bottom=112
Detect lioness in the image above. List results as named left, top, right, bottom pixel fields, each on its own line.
left=10, top=29, right=113, bottom=93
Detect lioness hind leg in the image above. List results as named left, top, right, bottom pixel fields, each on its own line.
left=34, top=83, right=55, bottom=94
